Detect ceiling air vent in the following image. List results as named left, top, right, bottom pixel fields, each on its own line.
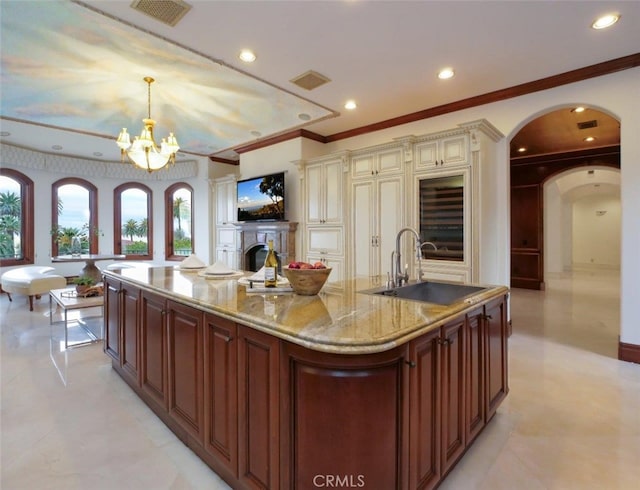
left=290, top=70, right=331, bottom=91
left=130, top=0, right=192, bottom=27
left=577, top=120, right=598, bottom=130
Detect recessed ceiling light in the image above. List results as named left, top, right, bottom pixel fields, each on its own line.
left=592, top=13, right=620, bottom=29
left=52, top=145, right=63, bottom=150
left=0, top=131, right=10, bottom=137
left=239, top=49, right=256, bottom=63
left=572, top=106, right=586, bottom=113
left=517, top=147, right=527, bottom=153
left=584, top=136, right=596, bottom=142
left=298, top=113, right=311, bottom=121
left=344, top=100, right=357, bottom=110
left=438, top=68, right=455, bottom=80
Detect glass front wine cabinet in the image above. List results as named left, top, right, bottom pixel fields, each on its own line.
left=418, top=175, right=464, bottom=262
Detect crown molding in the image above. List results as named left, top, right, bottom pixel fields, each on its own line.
left=228, top=54, right=639, bottom=157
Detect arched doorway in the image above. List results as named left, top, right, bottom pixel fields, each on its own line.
left=509, top=106, right=620, bottom=290
left=544, top=166, right=620, bottom=275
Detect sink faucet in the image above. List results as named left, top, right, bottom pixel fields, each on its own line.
left=390, top=227, right=423, bottom=287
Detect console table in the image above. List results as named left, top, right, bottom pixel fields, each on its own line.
left=49, top=287, right=104, bottom=349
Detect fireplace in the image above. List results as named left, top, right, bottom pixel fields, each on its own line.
left=235, top=221, right=297, bottom=272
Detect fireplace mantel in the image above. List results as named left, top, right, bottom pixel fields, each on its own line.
left=235, top=221, right=298, bottom=271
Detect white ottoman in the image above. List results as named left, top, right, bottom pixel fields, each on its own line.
left=1, top=266, right=67, bottom=311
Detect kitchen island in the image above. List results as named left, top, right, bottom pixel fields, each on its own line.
left=103, top=266, right=508, bottom=490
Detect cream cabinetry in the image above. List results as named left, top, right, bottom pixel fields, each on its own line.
left=213, top=176, right=238, bottom=270
left=351, top=146, right=404, bottom=179
left=352, top=175, right=404, bottom=280
left=412, top=120, right=503, bottom=283
left=305, top=157, right=344, bottom=225
left=296, top=119, right=503, bottom=285
left=414, top=133, right=469, bottom=171
left=351, top=145, right=405, bottom=280
left=299, top=154, right=348, bottom=284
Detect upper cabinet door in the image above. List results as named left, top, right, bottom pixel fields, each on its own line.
left=415, top=134, right=469, bottom=171
left=351, top=147, right=403, bottom=179
left=377, top=147, right=403, bottom=176
left=216, top=179, right=236, bottom=226
left=351, top=153, right=376, bottom=179
left=306, top=163, right=323, bottom=224
left=441, top=135, right=468, bottom=167
left=305, top=158, right=344, bottom=225
left=323, top=159, right=344, bottom=224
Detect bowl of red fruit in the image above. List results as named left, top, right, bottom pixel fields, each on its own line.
left=283, top=262, right=332, bottom=295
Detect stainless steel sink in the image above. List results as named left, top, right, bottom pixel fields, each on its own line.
left=361, top=281, right=486, bottom=305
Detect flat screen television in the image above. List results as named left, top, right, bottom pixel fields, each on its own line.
left=236, top=171, right=286, bottom=222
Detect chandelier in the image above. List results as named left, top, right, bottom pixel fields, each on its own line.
left=116, top=76, right=180, bottom=172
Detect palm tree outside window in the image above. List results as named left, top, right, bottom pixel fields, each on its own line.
left=165, top=183, right=193, bottom=260
left=51, top=178, right=98, bottom=257
left=0, top=168, right=34, bottom=266
left=114, top=183, right=153, bottom=260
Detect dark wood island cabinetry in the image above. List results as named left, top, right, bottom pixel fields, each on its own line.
left=103, top=268, right=508, bottom=490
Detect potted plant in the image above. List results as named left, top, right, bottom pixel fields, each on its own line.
left=72, top=275, right=95, bottom=295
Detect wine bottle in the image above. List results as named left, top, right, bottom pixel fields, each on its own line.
left=263, top=239, right=278, bottom=288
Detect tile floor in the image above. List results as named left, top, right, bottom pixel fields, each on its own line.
left=1, top=270, right=638, bottom=489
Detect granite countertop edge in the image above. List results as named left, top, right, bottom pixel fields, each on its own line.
left=103, top=267, right=508, bottom=355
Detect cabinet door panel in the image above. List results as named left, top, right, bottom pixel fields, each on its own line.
left=465, top=309, right=485, bottom=443
left=204, top=313, right=238, bottom=475
left=238, top=326, right=279, bottom=490
left=307, top=227, right=343, bottom=255
left=141, top=291, right=167, bottom=409
left=216, top=180, right=235, bottom=225
left=377, top=176, right=403, bottom=278
left=306, top=254, right=344, bottom=284
left=324, top=160, right=343, bottom=223
left=409, top=329, right=441, bottom=490
left=352, top=180, right=375, bottom=277
left=167, top=300, right=204, bottom=442
left=441, top=135, right=468, bottom=166
left=216, top=247, right=236, bottom=270
left=104, top=278, right=120, bottom=361
left=485, top=297, right=508, bottom=421
left=441, top=320, right=466, bottom=474
left=121, top=284, right=140, bottom=383
left=415, top=141, right=439, bottom=170
left=378, top=147, right=403, bottom=174
left=305, top=163, right=323, bottom=223
left=218, top=228, right=235, bottom=247
left=288, top=350, right=403, bottom=489
left=351, top=153, right=375, bottom=178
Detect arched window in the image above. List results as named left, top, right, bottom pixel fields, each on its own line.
left=0, top=168, right=34, bottom=266
left=114, top=183, right=153, bottom=260
left=51, top=178, right=98, bottom=256
left=165, top=183, right=193, bottom=260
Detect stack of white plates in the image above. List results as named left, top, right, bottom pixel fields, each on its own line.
left=177, top=254, right=206, bottom=271
left=197, top=262, right=243, bottom=279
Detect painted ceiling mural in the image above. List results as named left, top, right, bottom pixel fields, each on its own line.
left=0, top=0, right=335, bottom=156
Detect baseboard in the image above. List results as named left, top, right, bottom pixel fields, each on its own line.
left=572, top=263, right=620, bottom=271
left=618, top=341, right=640, bottom=364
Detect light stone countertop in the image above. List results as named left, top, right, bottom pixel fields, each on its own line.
left=103, top=266, right=508, bottom=354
